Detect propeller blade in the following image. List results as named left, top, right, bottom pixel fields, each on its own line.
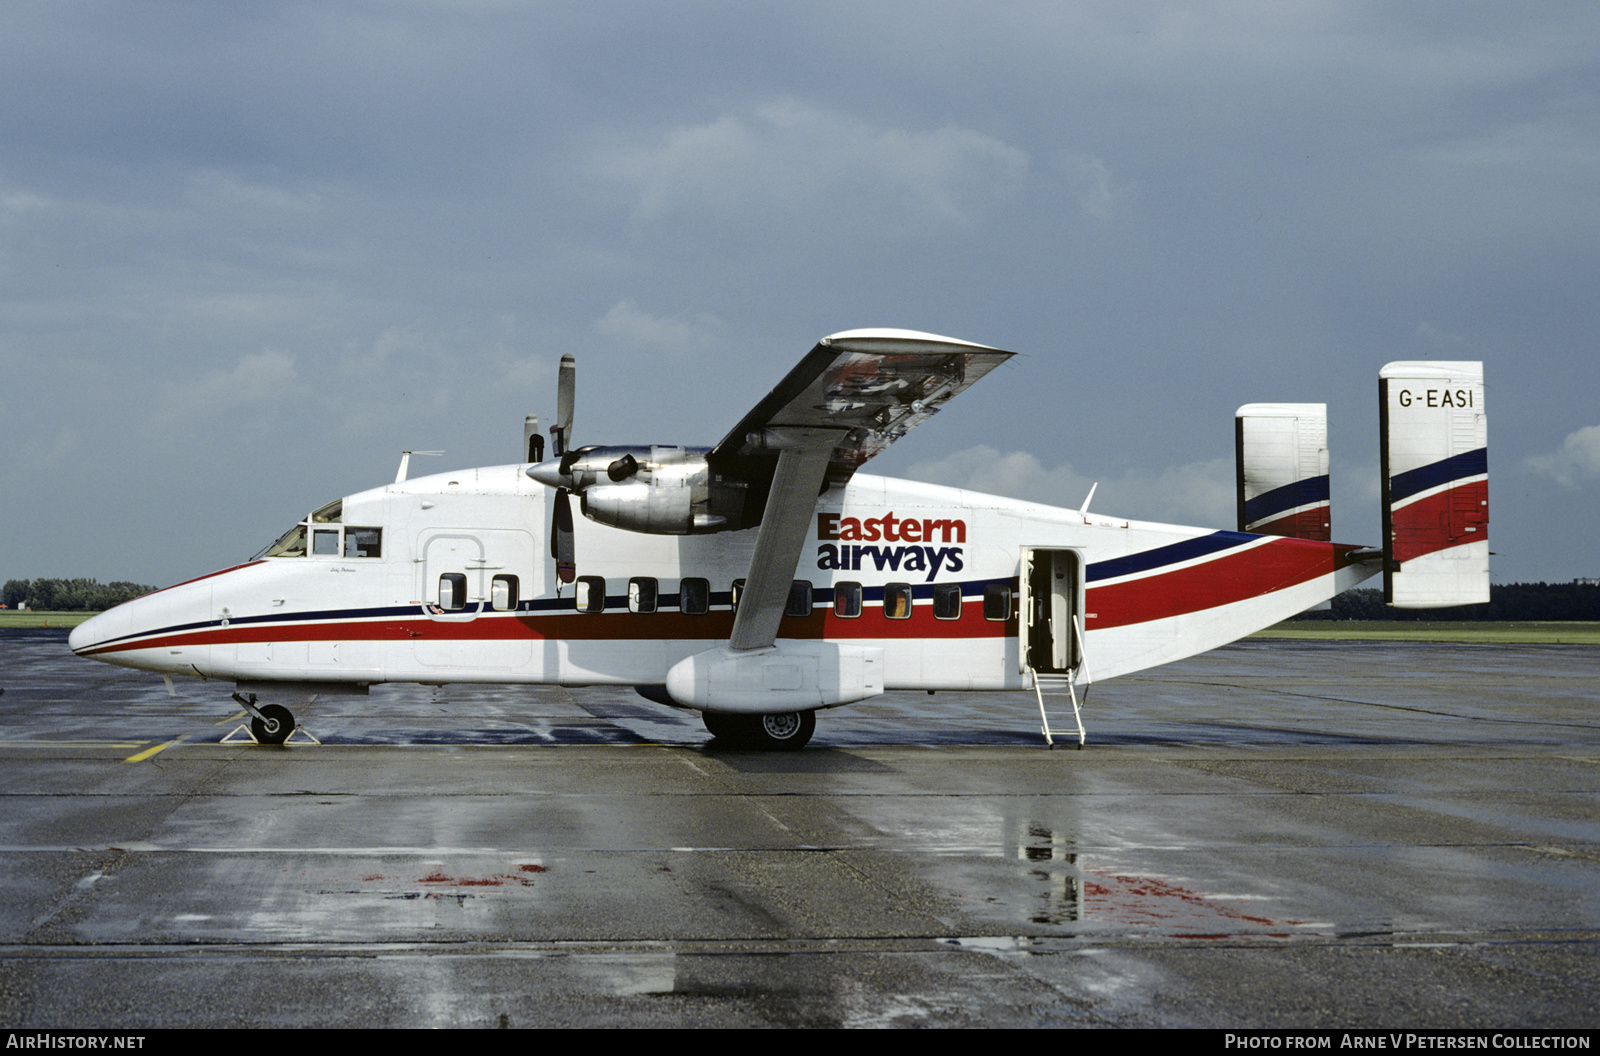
left=551, top=487, right=576, bottom=584
left=552, top=353, right=575, bottom=456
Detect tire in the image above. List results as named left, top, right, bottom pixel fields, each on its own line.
left=702, top=711, right=738, bottom=739
left=749, top=710, right=815, bottom=751
left=251, top=703, right=295, bottom=745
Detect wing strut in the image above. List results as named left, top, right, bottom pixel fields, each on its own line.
left=727, top=427, right=846, bottom=652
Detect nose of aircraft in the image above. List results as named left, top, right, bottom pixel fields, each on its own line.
left=68, top=603, right=132, bottom=657
left=68, top=611, right=102, bottom=655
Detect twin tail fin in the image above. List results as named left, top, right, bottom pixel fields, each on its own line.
left=1379, top=361, right=1488, bottom=607
left=1234, top=362, right=1488, bottom=609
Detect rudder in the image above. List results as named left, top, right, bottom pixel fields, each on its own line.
left=1380, top=362, right=1488, bottom=607
left=1235, top=403, right=1330, bottom=540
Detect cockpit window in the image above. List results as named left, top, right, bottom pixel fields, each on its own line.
left=344, top=527, right=382, bottom=558
left=263, top=523, right=308, bottom=558
left=258, top=498, right=344, bottom=560
left=264, top=521, right=382, bottom=560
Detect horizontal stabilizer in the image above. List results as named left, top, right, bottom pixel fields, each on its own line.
left=1235, top=403, right=1330, bottom=540
left=1380, top=362, right=1488, bottom=608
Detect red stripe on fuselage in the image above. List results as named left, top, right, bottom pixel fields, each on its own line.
left=81, top=599, right=1015, bottom=656
left=89, top=538, right=1356, bottom=656
left=1087, top=537, right=1351, bottom=630
left=1390, top=480, right=1488, bottom=563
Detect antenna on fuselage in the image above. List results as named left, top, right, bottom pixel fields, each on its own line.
left=396, top=450, right=444, bottom=484
left=1078, top=482, right=1098, bottom=517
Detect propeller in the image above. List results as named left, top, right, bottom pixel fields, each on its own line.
left=551, top=353, right=575, bottom=457
left=543, top=354, right=577, bottom=583
left=530, top=355, right=644, bottom=584
left=550, top=486, right=576, bottom=585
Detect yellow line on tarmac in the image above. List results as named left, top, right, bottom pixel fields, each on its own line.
left=0, top=740, right=145, bottom=750
left=124, top=738, right=183, bottom=763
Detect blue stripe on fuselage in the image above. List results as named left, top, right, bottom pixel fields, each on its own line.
left=1085, top=531, right=1255, bottom=583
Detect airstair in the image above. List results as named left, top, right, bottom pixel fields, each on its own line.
left=1031, top=614, right=1089, bottom=748
left=1022, top=548, right=1090, bottom=748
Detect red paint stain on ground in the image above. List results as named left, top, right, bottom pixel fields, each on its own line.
left=1084, top=871, right=1302, bottom=938
left=414, top=869, right=541, bottom=888
left=356, top=865, right=549, bottom=889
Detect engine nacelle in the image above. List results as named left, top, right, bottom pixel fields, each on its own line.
left=530, top=444, right=758, bottom=535
left=570, top=445, right=739, bottom=535
left=583, top=480, right=709, bottom=534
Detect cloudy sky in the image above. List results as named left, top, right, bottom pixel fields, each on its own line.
left=3, top=1, right=1596, bottom=588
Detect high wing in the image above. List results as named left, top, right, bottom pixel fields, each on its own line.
left=715, top=329, right=1013, bottom=652
left=708, top=329, right=1014, bottom=489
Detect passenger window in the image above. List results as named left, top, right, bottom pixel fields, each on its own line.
left=680, top=578, right=709, bottom=615
left=834, top=581, right=862, bottom=618
left=883, top=583, right=913, bottom=619
left=629, top=577, right=658, bottom=613
left=438, top=573, right=467, bottom=611
left=312, top=528, right=340, bottom=556
left=491, top=575, right=519, bottom=611
left=984, top=584, right=1012, bottom=621
left=932, top=583, right=963, bottom=620
left=786, top=581, right=813, bottom=618
left=576, top=576, right=606, bottom=613
left=344, top=527, right=382, bottom=558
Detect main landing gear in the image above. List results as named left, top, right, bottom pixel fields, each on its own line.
left=702, top=710, right=816, bottom=751
left=229, top=692, right=299, bottom=746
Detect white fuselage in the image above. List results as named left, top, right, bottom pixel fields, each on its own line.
left=69, top=465, right=1378, bottom=703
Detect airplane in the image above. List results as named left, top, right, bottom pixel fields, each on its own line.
left=67, top=330, right=1489, bottom=750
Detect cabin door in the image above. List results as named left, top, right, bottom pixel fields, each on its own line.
left=415, top=528, right=537, bottom=668
left=1020, top=548, right=1084, bottom=675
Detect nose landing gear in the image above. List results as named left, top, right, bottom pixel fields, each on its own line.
left=227, top=692, right=311, bottom=746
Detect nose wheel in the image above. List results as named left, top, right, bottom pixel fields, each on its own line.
left=229, top=692, right=303, bottom=746
left=250, top=703, right=296, bottom=745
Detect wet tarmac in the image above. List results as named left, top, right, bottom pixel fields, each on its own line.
left=1, top=629, right=1597, bottom=1028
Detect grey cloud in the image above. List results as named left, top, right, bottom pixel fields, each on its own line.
left=607, top=102, right=1029, bottom=237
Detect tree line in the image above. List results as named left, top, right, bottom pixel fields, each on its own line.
left=1293, top=582, right=1600, bottom=622
left=3, top=578, right=158, bottom=612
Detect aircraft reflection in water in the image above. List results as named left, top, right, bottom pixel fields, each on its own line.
left=70, top=331, right=1488, bottom=750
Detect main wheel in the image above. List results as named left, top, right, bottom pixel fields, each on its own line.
left=749, top=710, right=815, bottom=751
left=702, top=711, right=738, bottom=739
left=251, top=703, right=295, bottom=746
